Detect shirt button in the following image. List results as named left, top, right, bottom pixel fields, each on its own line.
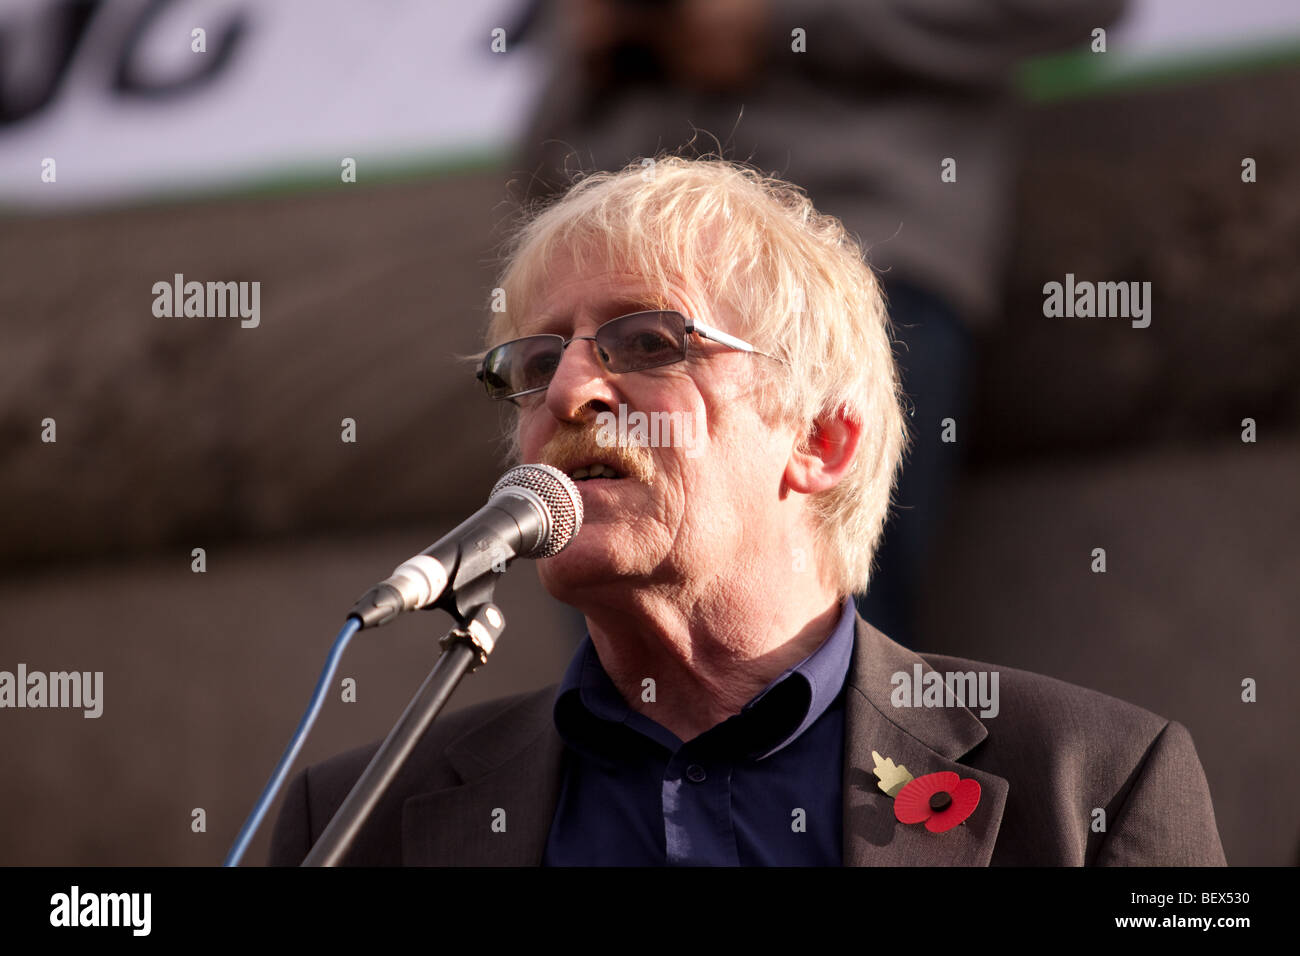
left=686, top=764, right=707, bottom=783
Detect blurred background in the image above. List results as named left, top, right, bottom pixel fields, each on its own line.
left=0, top=0, right=1296, bottom=867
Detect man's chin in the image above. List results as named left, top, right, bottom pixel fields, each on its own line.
left=535, top=531, right=640, bottom=600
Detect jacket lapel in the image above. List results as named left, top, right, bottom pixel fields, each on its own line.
left=842, top=617, right=1008, bottom=866
left=401, top=688, right=564, bottom=866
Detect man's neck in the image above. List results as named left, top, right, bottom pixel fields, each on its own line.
left=579, top=582, right=845, bottom=742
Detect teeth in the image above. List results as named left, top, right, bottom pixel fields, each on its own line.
left=567, top=464, right=621, bottom=481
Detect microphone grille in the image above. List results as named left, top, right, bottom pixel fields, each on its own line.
left=491, top=463, right=584, bottom=558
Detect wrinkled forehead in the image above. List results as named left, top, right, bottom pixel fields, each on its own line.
left=496, top=242, right=704, bottom=342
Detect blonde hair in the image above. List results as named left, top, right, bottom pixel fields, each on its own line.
left=487, top=156, right=909, bottom=595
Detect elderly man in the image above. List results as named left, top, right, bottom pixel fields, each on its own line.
left=270, top=158, right=1224, bottom=866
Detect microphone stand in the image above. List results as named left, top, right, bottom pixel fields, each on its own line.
left=302, top=594, right=506, bottom=867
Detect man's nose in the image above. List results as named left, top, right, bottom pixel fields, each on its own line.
left=544, top=337, right=618, bottom=422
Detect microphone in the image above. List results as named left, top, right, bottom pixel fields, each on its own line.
left=348, top=463, right=583, bottom=629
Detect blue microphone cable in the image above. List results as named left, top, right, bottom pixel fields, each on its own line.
left=223, top=616, right=362, bottom=866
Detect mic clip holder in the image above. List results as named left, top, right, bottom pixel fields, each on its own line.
left=439, top=602, right=505, bottom=672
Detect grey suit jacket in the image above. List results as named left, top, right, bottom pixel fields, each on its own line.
left=269, top=616, right=1226, bottom=866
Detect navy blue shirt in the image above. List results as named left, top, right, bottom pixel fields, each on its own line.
left=543, top=597, right=856, bottom=866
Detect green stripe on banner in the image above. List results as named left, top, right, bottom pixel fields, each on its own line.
left=230, top=146, right=507, bottom=199
left=1018, top=38, right=1300, bottom=102
left=0, top=145, right=507, bottom=218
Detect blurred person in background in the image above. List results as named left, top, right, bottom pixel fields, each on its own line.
left=511, top=0, right=1128, bottom=646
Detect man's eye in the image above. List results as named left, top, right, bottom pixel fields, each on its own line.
left=627, top=331, right=675, bottom=355
left=523, top=352, right=559, bottom=379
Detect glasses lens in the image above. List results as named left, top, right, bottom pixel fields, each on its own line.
left=482, top=335, right=563, bottom=398
left=597, top=311, right=686, bottom=372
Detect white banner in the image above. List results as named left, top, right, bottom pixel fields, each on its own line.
left=0, top=0, right=542, bottom=207
left=0, top=0, right=1295, bottom=210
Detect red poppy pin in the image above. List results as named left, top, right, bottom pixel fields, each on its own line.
left=871, top=751, right=981, bottom=833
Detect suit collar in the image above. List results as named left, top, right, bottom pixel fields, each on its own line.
left=841, top=616, right=1008, bottom=866
left=401, top=688, right=565, bottom=866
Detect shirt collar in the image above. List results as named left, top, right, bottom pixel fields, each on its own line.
left=741, top=594, right=856, bottom=758
left=553, top=596, right=857, bottom=761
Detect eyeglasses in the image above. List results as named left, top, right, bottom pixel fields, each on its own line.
left=476, top=309, right=780, bottom=401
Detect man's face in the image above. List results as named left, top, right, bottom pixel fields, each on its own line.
left=512, top=253, right=794, bottom=605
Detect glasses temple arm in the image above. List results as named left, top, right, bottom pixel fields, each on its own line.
left=691, top=319, right=783, bottom=362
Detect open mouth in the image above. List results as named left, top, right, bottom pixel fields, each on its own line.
left=566, top=463, right=624, bottom=482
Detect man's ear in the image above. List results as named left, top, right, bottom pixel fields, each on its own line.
left=785, top=404, right=862, bottom=494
